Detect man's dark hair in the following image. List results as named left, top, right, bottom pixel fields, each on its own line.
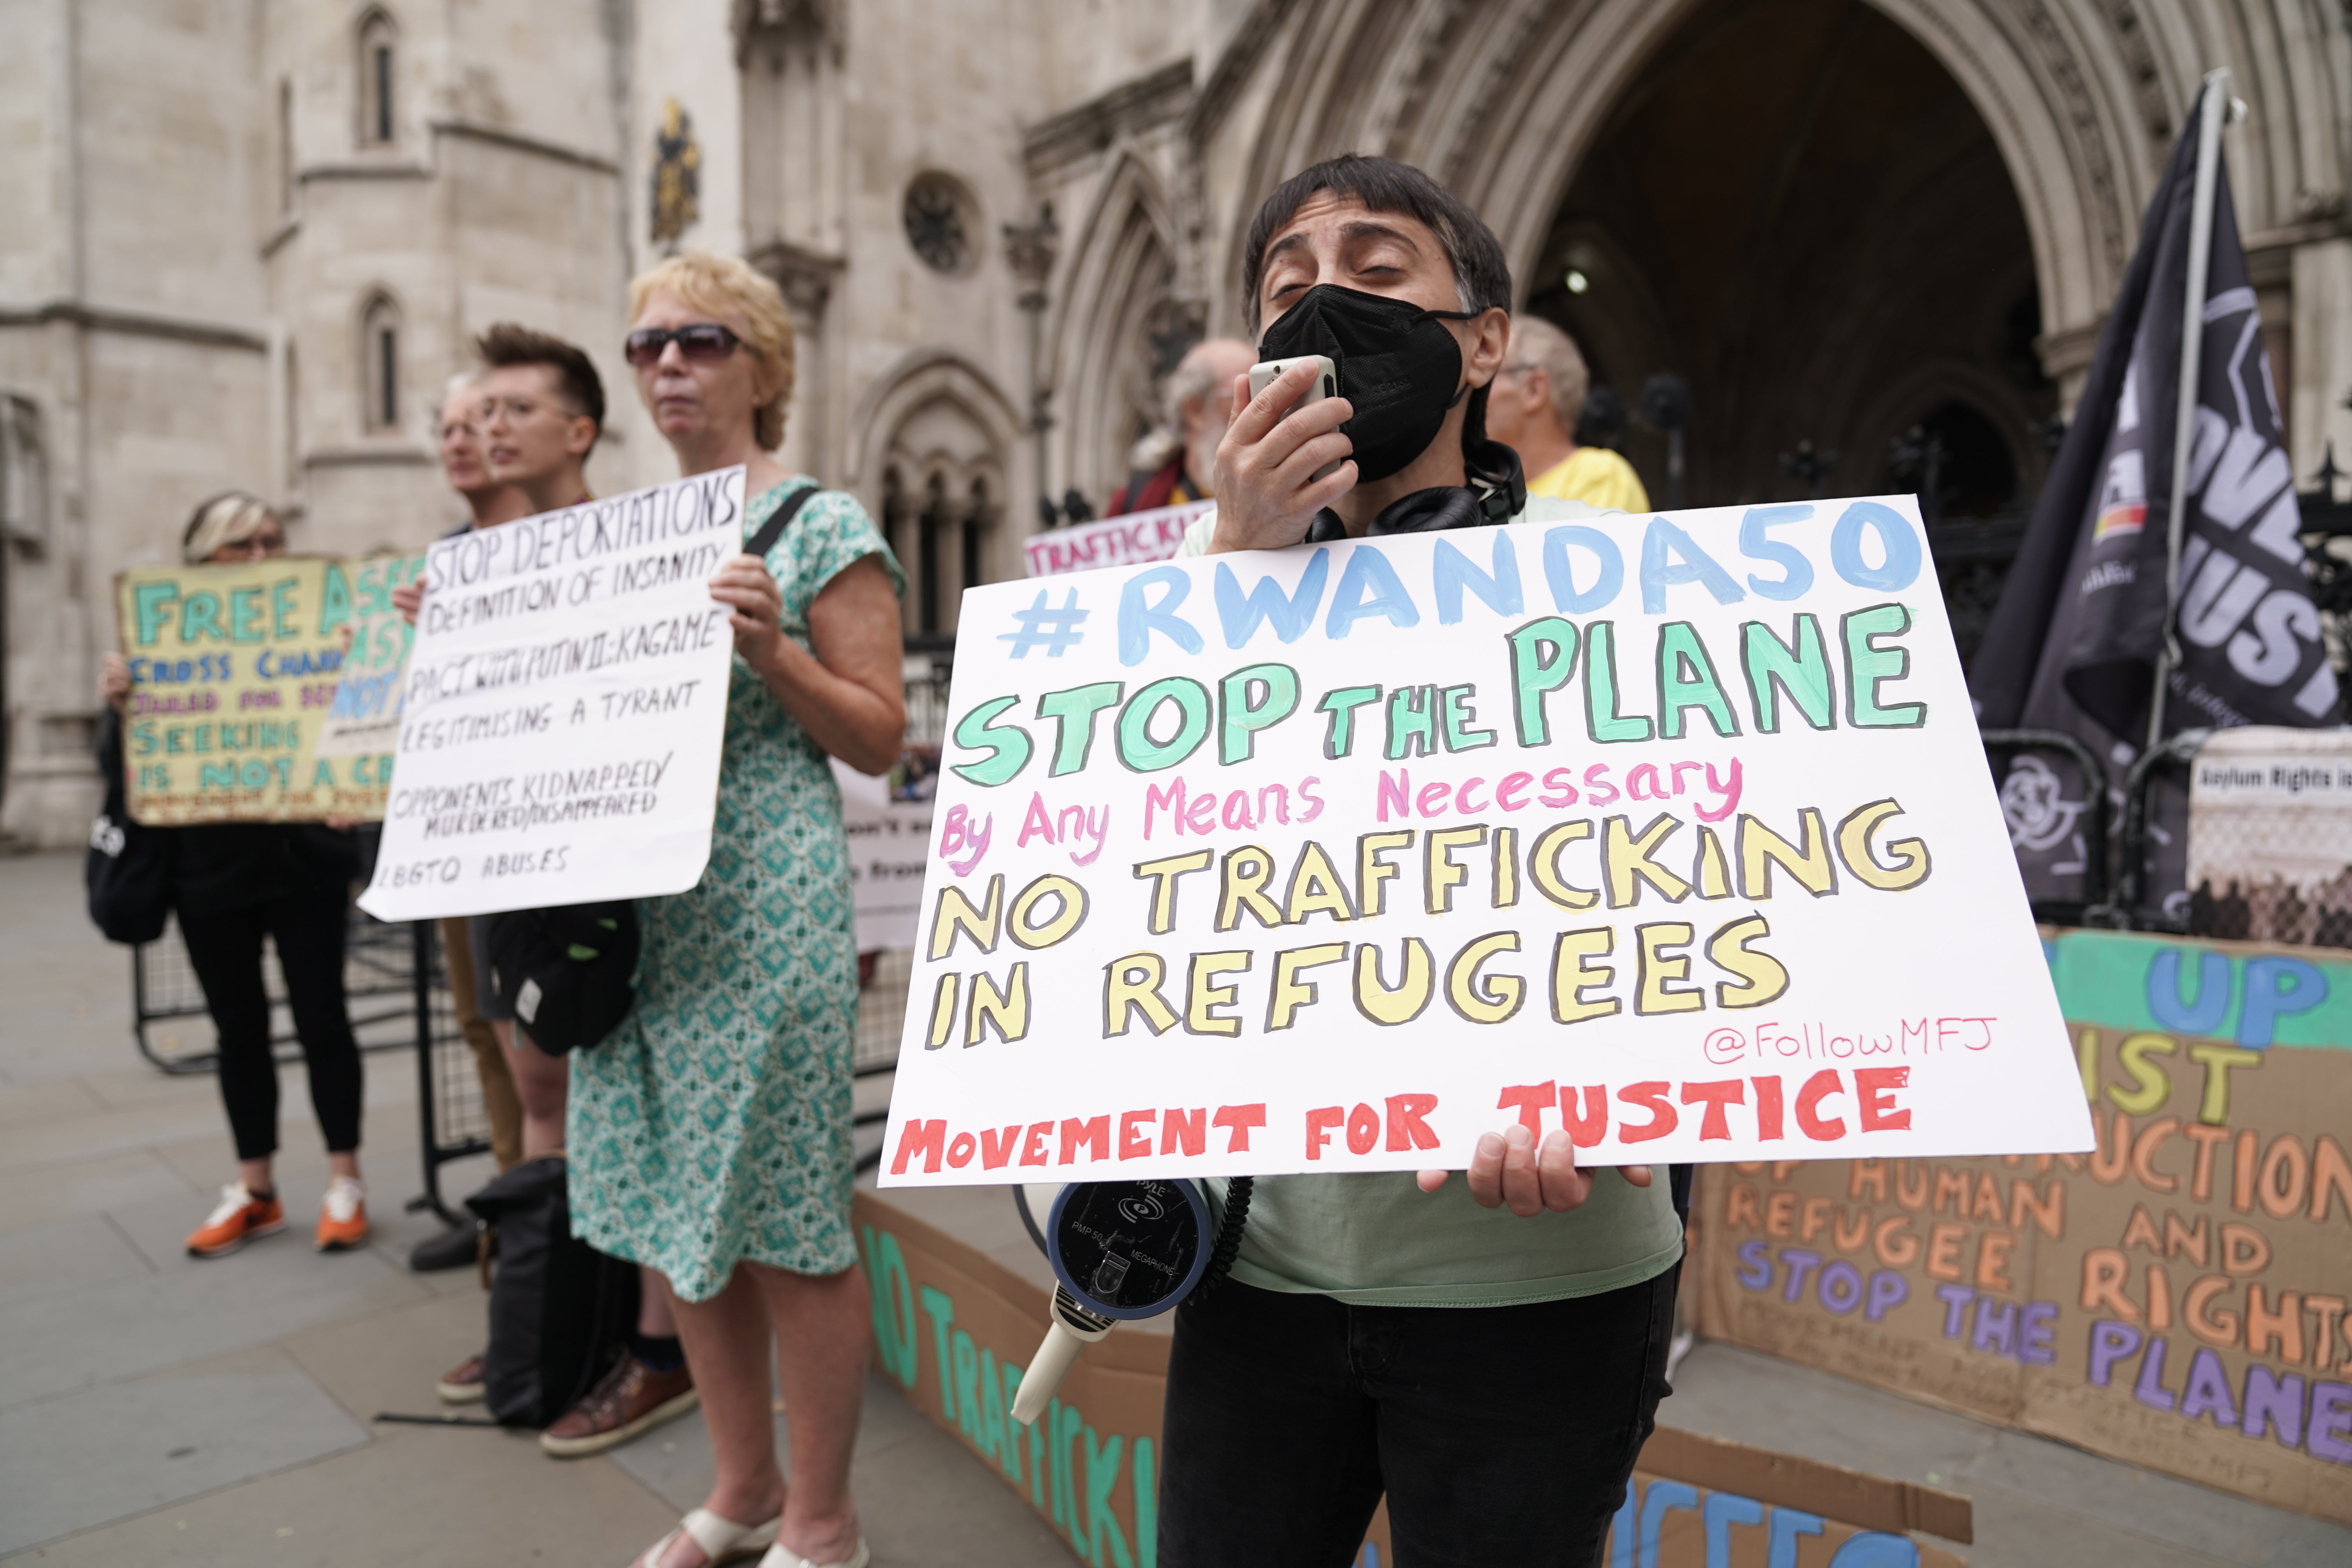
left=476, top=323, right=605, bottom=438
left=1241, top=154, right=1512, bottom=336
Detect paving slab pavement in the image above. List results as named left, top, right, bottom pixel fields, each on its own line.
left=4, top=848, right=2347, bottom=1564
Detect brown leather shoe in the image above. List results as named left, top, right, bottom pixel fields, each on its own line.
left=539, top=1353, right=697, bottom=1457
left=437, top=1351, right=487, bottom=1404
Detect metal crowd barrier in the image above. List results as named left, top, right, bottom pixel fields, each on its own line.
left=131, top=905, right=426, bottom=1075
left=407, top=921, right=493, bottom=1225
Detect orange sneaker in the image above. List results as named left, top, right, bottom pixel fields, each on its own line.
left=186, top=1184, right=285, bottom=1258
left=315, top=1176, right=369, bottom=1251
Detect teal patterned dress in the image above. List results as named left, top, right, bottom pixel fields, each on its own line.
left=568, top=478, right=904, bottom=1301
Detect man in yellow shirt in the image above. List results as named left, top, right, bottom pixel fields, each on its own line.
left=1482, top=314, right=1651, bottom=511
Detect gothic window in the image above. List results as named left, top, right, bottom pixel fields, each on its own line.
left=903, top=173, right=979, bottom=275
left=0, top=396, right=47, bottom=552
left=277, top=78, right=295, bottom=212
left=357, top=11, right=397, bottom=147
left=880, top=457, right=996, bottom=645
left=360, top=294, right=401, bottom=432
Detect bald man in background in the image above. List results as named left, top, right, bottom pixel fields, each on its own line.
left=1483, top=315, right=1650, bottom=512
left=1107, top=337, right=1258, bottom=515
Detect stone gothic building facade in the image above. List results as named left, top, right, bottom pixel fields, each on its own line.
left=4, top=0, right=2349, bottom=842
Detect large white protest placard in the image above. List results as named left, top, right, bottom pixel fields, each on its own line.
left=881, top=495, right=2094, bottom=1185
left=358, top=468, right=746, bottom=921
left=1024, top=500, right=1212, bottom=577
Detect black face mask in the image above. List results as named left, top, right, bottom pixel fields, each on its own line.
left=1258, top=284, right=1477, bottom=483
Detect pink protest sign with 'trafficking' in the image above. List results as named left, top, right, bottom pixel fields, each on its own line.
left=1024, top=501, right=1214, bottom=577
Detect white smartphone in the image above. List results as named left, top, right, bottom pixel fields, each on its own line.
left=1247, top=354, right=1342, bottom=481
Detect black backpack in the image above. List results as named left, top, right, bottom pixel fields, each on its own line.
left=466, top=1155, right=639, bottom=1428
left=86, top=709, right=172, bottom=945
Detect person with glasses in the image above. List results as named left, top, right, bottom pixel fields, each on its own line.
left=405, top=374, right=530, bottom=1273
left=1482, top=314, right=1651, bottom=513
left=395, top=331, right=698, bottom=1454
left=98, top=494, right=371, bottom=1258
left=581, top=251, right=905, bottom=1568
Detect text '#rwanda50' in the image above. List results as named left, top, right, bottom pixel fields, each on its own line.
left=880, top=496, right=2095, bottom=1185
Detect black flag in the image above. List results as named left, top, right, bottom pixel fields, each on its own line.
left=1972, top=82, right=2343, bottom=918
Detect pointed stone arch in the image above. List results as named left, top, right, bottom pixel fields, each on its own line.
left=1201, top=0, right=2303, bottom=387
left=848, top=350, right=1024, bottom=640
left=1047, top=151, right=1188, bottom=507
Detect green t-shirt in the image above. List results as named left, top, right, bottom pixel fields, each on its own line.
left=1210, top=1167, right=1684, bottom=1308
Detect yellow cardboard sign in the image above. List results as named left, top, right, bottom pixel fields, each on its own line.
left=114, top=554, right=420, bottom=824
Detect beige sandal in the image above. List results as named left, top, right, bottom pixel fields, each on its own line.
left=757, top=1539, right=869, bottom=1568
left=632, top=1508, right=779, bottom=1568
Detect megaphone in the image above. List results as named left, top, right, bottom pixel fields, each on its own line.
left=1008, top=1177, right=1251, bottom=1426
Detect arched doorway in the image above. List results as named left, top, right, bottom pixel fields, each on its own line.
left=1521, top=0, right=2058, bottom=658
left=1528, top=0, right=2053, bottom=504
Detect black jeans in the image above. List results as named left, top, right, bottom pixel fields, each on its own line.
left=178, top=895, right=363, bottom=1161
left=1159, top=1267, right=1678, bottom=1568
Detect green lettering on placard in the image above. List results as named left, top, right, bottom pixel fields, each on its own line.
left=318, top=563, right=354, bottom=637
left=1842, top=603, right=1926, bottom=728
left=132, top=582, right=180, bottom=647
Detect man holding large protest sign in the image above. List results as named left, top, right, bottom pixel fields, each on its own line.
left=386, top=329, right=699, bottom=1453
left=1154, top=154, right=1684, bottom=1567
left=880, top=154, right=2089, bottom=1564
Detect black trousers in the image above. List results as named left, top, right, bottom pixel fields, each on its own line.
left=178, top=895, right=363, bottom=1161
left=1158, top=1267, right=1678, bottom=1568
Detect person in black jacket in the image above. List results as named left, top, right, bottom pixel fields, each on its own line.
left=101, top=493, right=370, bottom=1259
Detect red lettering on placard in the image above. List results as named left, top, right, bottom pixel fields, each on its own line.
left=1214, top=1103, right=1266, bottom=1153
left=1305, top=1106, right=1346, bottom=1160
left=1060, top=1115, right=1110, bottom=1164
left=1498, top=1080, right=1558, bottom=1136
left=1753, top=1076, right=1786, bottom=1140
left=1161, top=1107, right=1207, bottom=1156
left=1619, top=1081, right=1678, bottom=1143
left=891, top=1119, right=946, bottom=1176
left=1118, top=1109, right=1155, bottom=1160
left=1020, top=1120, right=1054, bottom=1166
left=1855, top=1067, right=1912, bottom=1132
left=1795, top=1069, right=1847, bottom=1141
left=1680, top=1079, right=1746, bottom=1140
left=1563, top=1085, right=1609, bottom=1147
left=978, top=1125, right=1021, bottom=1170
left=1385, top=1093, right=1441, bottom=1151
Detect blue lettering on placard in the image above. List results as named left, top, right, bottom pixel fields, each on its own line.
left=1829, top=501, right=1922, bottom=591
left=1119, top=567, right=1203, bottom=667
left=1214, top=550, right=1329, bottom=648
left=1543, top=525, right=1624, bottom=613
left=1325, top=548, right=1421, bottom=639
left=1640, top=517, right=1744, bottom=613
left=1431, top=532, right=1523, bottom=624
left=1740, top=504, right=1817, bottom=600
left=2144, top=947, right=2329, bottom=1047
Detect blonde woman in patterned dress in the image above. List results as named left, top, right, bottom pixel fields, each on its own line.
left=577, top=251, right=904, bottom=1568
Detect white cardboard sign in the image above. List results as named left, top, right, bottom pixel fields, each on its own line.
left=358, top=468, right=746, bottom=920
left=881, top=495, right=2092, bottom=1185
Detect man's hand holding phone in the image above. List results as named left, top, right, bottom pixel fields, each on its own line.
left=1207, top=356, right=1355, bottom=553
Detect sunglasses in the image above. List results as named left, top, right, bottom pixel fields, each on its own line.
left=624, top=323, right=743, bottom=365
